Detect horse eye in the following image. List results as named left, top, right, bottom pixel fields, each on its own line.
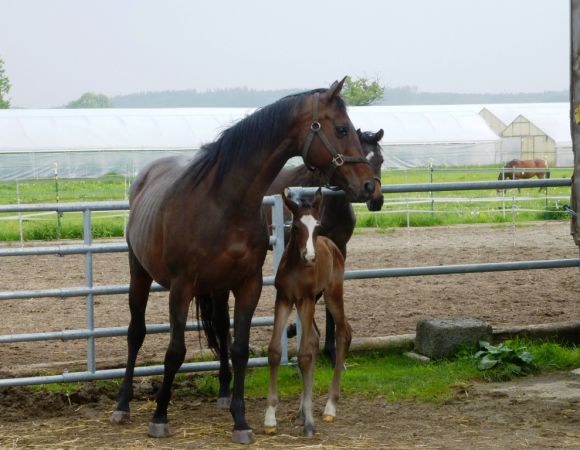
left=335, top=126, right=348, bottom=138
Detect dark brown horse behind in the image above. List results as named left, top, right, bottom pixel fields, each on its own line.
left=110, top=78, right=376, bottom=444
left=498, top=159, right=550, bottom=191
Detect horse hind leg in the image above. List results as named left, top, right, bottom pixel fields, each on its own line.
left=296, top=299, right=319, bottom=437
left=322, top=286, right=351, bottom=423
left=148, top=279, right=194, bottom=438
left=323, top=307, right=338, bottom=368
left=212, top=290, right=233, bottom=409
left=111, top=249, right=152, bottom=424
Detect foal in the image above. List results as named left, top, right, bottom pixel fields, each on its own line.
left=264, top=189, right=351, bottom=437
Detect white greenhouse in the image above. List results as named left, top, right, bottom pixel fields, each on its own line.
left=0, top=103, right=570, bottom=180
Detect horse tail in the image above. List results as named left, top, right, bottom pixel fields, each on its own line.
left=195, top=294, right=220, bottom=355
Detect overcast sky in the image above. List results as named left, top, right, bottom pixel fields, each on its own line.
left=0, top=0, right=570, bottom=108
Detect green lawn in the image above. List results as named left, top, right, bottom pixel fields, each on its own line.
left=30, top=341, right=580, bottom=404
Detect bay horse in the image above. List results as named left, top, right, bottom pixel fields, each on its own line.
left=264, top=189, right=351, bottom=437
left=498, top=159, right=550, bottom=192
left=266, top=128, right=384, bottom=366
left=109, top=78, right=376, bottom=444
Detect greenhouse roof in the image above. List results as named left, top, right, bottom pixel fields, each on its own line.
left=514, top=110, right=572, bottom=146
left=479, top=103, right=569, bottom=129
left=0, top=104, right=527, bottom=154
left=0, top=108, right=254, bottom=153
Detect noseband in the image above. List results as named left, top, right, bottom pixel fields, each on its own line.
left=301, top=93, right=369, bottom=185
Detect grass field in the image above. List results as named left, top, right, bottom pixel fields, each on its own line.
left=0, top=166, right=573, bottom=241
left=31, top=340, right=580, bottom=403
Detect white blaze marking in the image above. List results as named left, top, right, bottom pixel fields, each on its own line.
left=366, top=150, right=375, bottom=161
left=300, top=215, right=317, bottom=260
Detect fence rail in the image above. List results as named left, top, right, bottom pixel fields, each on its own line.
left=0, top=177, right=577, bottom=387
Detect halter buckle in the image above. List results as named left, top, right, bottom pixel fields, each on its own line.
left=310, top=121, right=321, bottom=131
left=332, top=154, right=345, bottom=167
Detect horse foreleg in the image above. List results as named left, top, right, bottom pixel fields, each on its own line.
left=111, top=251, right=152, bottom=425
left=211, top=290, right=233, bottom=409
left=323, top=287, right=351, bottom=423
left=148, top=280, right=194, bottom=438
left=264, top=293, right=292, bottom=435
left=229, top=274, right=262, bottom=444
left=296, top=298, right=318, bottom=437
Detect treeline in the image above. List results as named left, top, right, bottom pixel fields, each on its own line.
left=111, top=87, right=302, bottom=108
left=109, top=86, right=568, bottom=108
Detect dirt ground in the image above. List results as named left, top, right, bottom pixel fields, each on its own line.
left=0, top=372, right=579, bottom=448
left=1, top=220, right=580, bottom=448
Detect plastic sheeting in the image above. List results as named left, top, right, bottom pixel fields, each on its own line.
left=0, top=104, right=561, bottom=179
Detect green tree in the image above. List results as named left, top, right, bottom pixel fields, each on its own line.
left=0, top=57, right=11, bottom=109
left=66, top=92, right=111, bottom=108
left=341, top=76, right=384, bottom=106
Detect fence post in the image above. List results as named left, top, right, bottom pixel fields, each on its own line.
left=501, top=168, right=506, bottom=220
left=271, top=194, right=288, bottom=364
left=16, top=180, right=24, bottom=246
left=429, top=159, right=434, bottom=216
left=54, top=163, right=62, bottom=239
left=83, top=208, right=96, bottom=373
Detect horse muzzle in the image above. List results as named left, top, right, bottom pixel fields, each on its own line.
left=366, top=194, right=384, bottom=212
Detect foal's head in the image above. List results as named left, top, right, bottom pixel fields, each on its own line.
left=283, top=188, right=323, bottom=265
left=357, top=128, right=385, bottom=212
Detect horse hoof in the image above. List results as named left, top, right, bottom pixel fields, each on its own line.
left=148, top=422, right=171, bottom=438
left=231, top=429, right=255, bottom=444
left=323, top=414, right=335, bottom=423
left=263, top=425, right=277, bottom=435
left=216, top=397, right=231, bottom=409
left=303, top=426, right=316, bottom=437
left=110, top=410, right=130, bottom=424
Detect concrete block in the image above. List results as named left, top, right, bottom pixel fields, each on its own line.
left=415, top=318, right=492, bottom=360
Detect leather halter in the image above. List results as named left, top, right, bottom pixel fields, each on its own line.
left=301, top=93, right=369, bottom=185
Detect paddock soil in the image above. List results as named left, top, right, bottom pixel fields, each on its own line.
left=1, top=221, right=580, bottom=448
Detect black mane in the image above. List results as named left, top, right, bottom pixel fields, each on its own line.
left=177, top=88, right=346, bottom=189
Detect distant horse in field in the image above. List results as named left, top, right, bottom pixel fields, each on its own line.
left=498, top=159, right=550, bottom=192
left=110, top=78, right=376, bottom=444
left=266, top=128, right=384, bottom=366
left=264, top=189, right=351, bottom=437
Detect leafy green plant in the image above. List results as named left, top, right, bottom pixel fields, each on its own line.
left=474, top=340, right=535, bottom=380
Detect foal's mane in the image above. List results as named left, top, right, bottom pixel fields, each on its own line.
left=177, top=89, right=347, bottom=190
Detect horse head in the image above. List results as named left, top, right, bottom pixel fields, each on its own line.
left=298, top=78, right=376, bottom=202
left=282, top=188, right=323, bottom=265
left=357, top=128, right=384, bottom=211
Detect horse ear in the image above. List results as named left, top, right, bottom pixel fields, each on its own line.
left=312, top=187, right=323, bottom=212
left=376, top=128, right=384, bottom=142
left=356, top=128, right=363, bottom=140
left=325, top=76, right=347, bottom=100
left=282, top=189, right=299, bottom=216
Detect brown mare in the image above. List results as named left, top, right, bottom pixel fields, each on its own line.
left=110, top=79, right=376, bottom=444
left=264, top=189, right=351, bottom=437
left=266, top=128, right=384, bottom=365
left=498, top=159, right=550, bottom=191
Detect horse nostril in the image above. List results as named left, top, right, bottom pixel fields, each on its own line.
left=363, top=180, right=375, bottom=195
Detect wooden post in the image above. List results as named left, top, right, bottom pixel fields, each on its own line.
left=570, top=0, right=580, bottom=247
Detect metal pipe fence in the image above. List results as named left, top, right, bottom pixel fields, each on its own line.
left=0, top=177, right=577, bottom=387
